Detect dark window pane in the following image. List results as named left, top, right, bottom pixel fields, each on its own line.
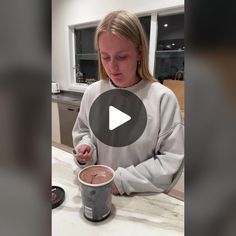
left=75, top=27, right=96, bottom=54
left=139, top=16, right=151, bottom=46
left=75, top=27, right=98, bottom=84
left=155, top=13, right=184, bottom=82
left=75, top=58, right=98, bottom=84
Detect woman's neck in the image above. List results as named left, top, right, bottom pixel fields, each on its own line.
left=111, top=76, right=142, bottom=88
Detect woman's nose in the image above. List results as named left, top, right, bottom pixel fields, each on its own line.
left=110, top=58, right=118, bottom=71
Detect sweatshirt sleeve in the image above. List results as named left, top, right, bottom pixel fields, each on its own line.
left=114, top=90, right=184, bottom=195
left=72, top=89, right=97, bottom=168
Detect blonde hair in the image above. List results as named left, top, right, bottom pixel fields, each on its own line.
left=95, top=10, right=156, bottom=82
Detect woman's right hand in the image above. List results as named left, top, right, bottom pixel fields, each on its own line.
left=75, top=144, right=93, bottom=164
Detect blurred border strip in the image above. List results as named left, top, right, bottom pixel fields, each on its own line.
left=0, top=1, right=51, bottom=236
left=185, top=0, right=236, bottom=235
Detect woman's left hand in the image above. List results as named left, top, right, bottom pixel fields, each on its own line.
left=112, top=183, right=120, bottom=195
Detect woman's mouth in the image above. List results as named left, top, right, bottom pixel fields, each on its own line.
left=111, top=73, right=122, bottom=77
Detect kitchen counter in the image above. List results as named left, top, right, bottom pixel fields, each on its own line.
left=52, top=146, right=184, bottom=236
left=52, top=90, right=83, bottom=107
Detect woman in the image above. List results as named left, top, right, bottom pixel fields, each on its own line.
left=72, top=10, right=184, bottom=195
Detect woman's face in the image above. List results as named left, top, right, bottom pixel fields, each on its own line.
left=98, top=32, right=141, bottom=88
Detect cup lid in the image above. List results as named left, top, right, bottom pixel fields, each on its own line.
left=51, top=186, right=65, bottom=209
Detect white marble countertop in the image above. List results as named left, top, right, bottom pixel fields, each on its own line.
left=52, top=146, right=184, bottom=236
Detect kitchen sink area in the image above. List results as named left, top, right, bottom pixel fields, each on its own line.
left=52, top=91, right=83, bottom=106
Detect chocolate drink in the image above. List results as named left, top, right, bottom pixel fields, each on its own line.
left=79, top=166, right=114, bottom=184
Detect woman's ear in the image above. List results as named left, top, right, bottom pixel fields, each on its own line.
left=137, top=46, right=142, bottom=61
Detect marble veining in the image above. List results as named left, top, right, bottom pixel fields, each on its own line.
left=52, top=146, right=184, bottom=236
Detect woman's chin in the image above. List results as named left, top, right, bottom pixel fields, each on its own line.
left=111, top=77, right=124, bottom=87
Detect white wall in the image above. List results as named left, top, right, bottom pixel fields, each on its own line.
left=52, top=0, right=184, bottom=91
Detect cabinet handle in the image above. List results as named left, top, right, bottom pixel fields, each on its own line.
left=67, top=108, right=74, bottom=111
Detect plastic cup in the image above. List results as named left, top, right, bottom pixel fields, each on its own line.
left=78, top=165, right=115, bottom=221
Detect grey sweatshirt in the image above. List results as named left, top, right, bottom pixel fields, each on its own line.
left=72, top=79, right=184, bottom=195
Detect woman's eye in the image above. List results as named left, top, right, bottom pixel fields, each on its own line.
left=102, top=57, right=110, bottom=61
left=117, top=56, right=127, bottom=60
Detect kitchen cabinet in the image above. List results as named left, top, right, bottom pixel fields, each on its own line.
left=58, top=103, right=79, bottom=147
left=52, top=102, right=61, bottom=143
left=52, top=91, right=82, bottom=147
left=163, top=80, right=184, bottom=113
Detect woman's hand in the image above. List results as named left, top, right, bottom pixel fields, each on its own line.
left=75, top=144, right=93, bottom=164
left=112, top=183, right=120, bottom=195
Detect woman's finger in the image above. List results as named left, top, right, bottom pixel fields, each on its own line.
left=78, top=145, right=87, bottom=154
left=87, top=148, right=93, bottom=156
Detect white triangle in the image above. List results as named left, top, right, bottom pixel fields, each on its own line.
left=109, top=106, right=131, bottom=131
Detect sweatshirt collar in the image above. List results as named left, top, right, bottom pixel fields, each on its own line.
left=108, top=78, right=146, bottom=93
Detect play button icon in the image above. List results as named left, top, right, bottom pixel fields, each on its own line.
left=109, top=106, right=131, bottom=131
left=89, top=89, right=147, bottom=147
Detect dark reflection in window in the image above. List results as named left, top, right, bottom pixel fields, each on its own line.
left=155, top=14, right=184, bottom=83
